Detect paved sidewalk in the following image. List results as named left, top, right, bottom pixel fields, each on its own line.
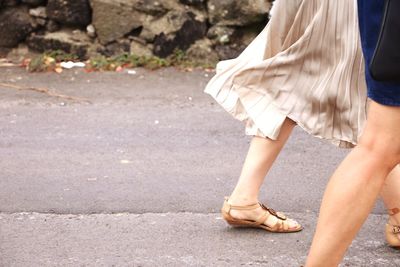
left=1, top=212, right=398, bottom=267
left=0, top=67, right=396, bottom=266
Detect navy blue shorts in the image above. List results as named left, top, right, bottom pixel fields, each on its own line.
left=358, top=0, right=400, bottom=106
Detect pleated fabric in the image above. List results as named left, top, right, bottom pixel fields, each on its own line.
left=204, top=0, right=368, bottom=148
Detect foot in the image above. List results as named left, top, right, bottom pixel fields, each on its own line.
left=226, top=197, right=302, bottom=231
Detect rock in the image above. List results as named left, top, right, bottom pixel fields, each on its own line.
left=133, top=0, right=168, bottom=16
left=0, top=0, right=273, bottom=61
left=46, top=19, right=60, bottom=32
left=2, top=0, right=20, bottom=7
left=159, top=0, right=208, bottom=18
left=7, top=43, right=36, bottom=62
left=214, top=44, right=245, bottom=60
left=90, top=0, right=147, bottom=45
left=213, top=24, right=261, bottom=60
left=85, top=41, right=103, bottom=58
left=29, top=6, right=47, bottom=28
left=151, top=11, right=207, bottom=57
left=29, top=6, right=47, bottom=18
left=100, top=39, right=130, bottom=57
left=22, top=0, right=46, bottom=6
left=139, top=27, right=156, bottom=43
left=0, top=6, right=35, bottom=47
left=27, top=29, right=91, bottom=58
left=38, top=18, right=47, bottom=26
left=31, top=17, right=46, bottom=27
left=0, top=47, right=11, bottom=57
left=130, top=37, right=153, bottom=57
left=142, top=10, right=186, bottom=39
left=86, top=24, right=96, bottom=38
left=46, top=0, right=92, bottom=26
left=179, top=0, right=205, bottom=7
left=238, top=27, right=260, bottom=47
left=207, top=0, right=271, bottom=26
left=91, top=0, right=207, bottom=45
left=207, top=25, right=235, bottom=45
left=186, top=38, right=219, bottom=65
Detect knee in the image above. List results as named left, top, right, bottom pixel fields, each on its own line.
left=358, top=134, right=400, bottom=170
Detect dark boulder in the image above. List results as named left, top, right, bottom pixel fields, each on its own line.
left=46, top=0, right=91, bottom=26
left=179, top=0, right=205, bottom=7
left=90, top=0, right=146, bottom=45
left=207, top=0, right=271, bottom=26
left=21, top=0, right=46, bottom=6
left=2, top=0, right=20, bottom=7
left=153, top=11, right=207, bottom=57
left=0, top=6, right=35, bottom=47
left=27, top=29, right=91, bottom=58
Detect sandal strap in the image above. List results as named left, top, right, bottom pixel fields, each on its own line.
left=259, top=203, right=287, bottom=220
left=259, top=203, right=291, bottom=231
left=229, top=203, right=261, bottom=210
left=388, top=208, right=400, bottom=216
left=391, top=225, right=400, bottom=234
left=255, top=211, right=271, bottom=226
left=269, top=219, right=283, bottom=231
left=269, top=217, right=291, bottom=232
left=388, top=207, right=400, bottom=234
left=223, top=197, right=260, bottom=211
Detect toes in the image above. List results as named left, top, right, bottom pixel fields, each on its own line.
left=287, top=219, right=301, bottom=229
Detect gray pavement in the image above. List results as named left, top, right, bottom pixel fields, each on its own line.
left=0, top=67, right=396, bottom=266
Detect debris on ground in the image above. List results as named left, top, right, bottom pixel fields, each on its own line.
left=60, top=61, right=86, bottom=69
left=14, top=50, right=217, bottom=73
left=0, top=58, right=17, bottom=67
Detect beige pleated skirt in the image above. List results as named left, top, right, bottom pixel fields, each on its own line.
left=204, top=0, right=368, bottom=148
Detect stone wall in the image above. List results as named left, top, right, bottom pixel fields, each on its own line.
left=0, top=0, right=272, bottom=62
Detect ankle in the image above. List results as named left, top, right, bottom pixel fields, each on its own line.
left=227, top=194, right=258, bottom=206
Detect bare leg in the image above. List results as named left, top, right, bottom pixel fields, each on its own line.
left=228, top=118, right=300, bottom=229
left=306, top=101, right=400, bottom=266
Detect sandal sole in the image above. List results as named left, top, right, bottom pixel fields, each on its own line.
left=223, top=217, right=303, bottom=233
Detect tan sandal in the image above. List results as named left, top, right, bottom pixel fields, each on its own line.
left=386, top=208, right=400, bottom=249
left=221, top=197, right=303, bottom=233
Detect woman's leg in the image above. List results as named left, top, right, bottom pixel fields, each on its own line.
left=306, top=101, right=400, bottom=266
left=227, top=118, right=300, bottom=229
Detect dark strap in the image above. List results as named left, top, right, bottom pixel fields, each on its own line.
left=259, top=203, right=287, bottom=220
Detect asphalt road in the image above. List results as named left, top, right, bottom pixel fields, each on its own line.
left=0, top=67, right=397, bottom=266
